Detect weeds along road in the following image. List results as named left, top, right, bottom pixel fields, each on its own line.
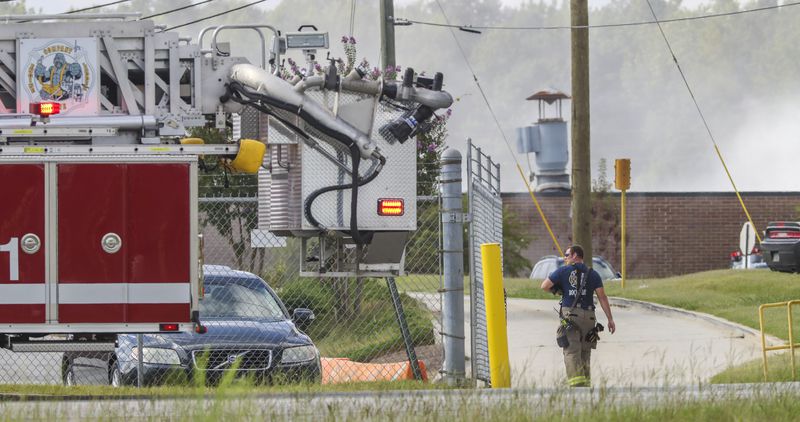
left=2, top=383, right=800, bottom=420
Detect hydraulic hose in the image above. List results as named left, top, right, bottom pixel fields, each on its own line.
left=226, top=82, right=357, bottom=149
left=224, top=82, right=386, bottom=245
left=228, top=65, right=379, bottom=159
left=225, top=86, right=314, bottom=141
left=303, top=152, right=386, bottom=244
left=349, top=145, right=362, bottom=245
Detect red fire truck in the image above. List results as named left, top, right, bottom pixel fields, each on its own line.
left=0, top=156, right=199, bottom=334
left=0, top=13, right=451, bottom=352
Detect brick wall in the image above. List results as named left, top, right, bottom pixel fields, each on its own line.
left=502, top=191, right=800, bottom=278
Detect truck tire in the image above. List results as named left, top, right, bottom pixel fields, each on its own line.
left=61, top=357, right=76, bottom=387
left=109, top=359, right=122, bottom=387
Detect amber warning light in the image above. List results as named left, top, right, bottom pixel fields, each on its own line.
left=377, top=198, right=404, bottom=216
left=29, top=102, right=61, bottom=117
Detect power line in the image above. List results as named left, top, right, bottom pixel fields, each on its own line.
left=163, top=0, right=268, bottom=32
left=433, top=0, right=563, bottom=254
left=397, top=1, right=800, bottom=31
left=348, top=0, right=356, bottom=36
left=141, top=0, right=215, bottom=20
left=66, top=0, right=131, bottom=14
left=643, top=0, right=762, bottom=243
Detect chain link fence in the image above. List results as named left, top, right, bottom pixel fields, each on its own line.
left=0, top=174, right=443, bottom=387
left=467, top=140, right=503, bottom=386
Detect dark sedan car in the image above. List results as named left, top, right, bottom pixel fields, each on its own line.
left=529, top=255, right=621, bottom=281
left=761, top=221, right=800, bottom=273
left=62, top=265, right=320, bottom=386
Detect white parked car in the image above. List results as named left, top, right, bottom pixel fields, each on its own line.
left=529, top=255, right=621, bottom=281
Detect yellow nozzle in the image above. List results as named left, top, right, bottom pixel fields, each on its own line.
left=230, top=139, right=266, bottom=174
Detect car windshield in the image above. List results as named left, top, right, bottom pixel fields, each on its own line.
left=200, top=279, right=286, bottom=320
left=591, top=259, right=616, bottom=281
left=530, top=259, right=557, bottom=279
left=530, top=257, right=617, bottom=281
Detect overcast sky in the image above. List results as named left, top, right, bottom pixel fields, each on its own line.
left=22, top=0, right=715, bottom=15
left=12, top=0, right=789, bottom=194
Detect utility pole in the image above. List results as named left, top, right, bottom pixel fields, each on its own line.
left=570, top=0, right=592, bottom=262
left=380, top=0, right=396, bottom=70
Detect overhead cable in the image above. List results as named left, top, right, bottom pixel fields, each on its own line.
left=163, top=0, right=268, bottom=32
left=643, top=0, right=762, bottom=242
left=397, top=1, right=800, bottom=31
left=433, top=0, right=563, bottom=255
left=66, top=0, right=131, bottom=14
left=141, top=0, right=215, bottom=20
left=348, top=0, right=356, bottom=36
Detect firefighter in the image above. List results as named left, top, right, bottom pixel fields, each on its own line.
left=540, top=245, right=616, bottom=387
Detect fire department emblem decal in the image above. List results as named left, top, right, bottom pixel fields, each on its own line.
left=18, top=38, right=99, bottom=116
left=568, top=270, right=579, bottom=288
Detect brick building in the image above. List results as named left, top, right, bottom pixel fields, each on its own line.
left=502, top=191, right=800, bottom=278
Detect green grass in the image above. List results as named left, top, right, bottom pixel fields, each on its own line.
left=711, top=352, right=800, bottom=384
left=537, top=394, right=800, bottom=422
left=394, top=274, right=552, bottom=299
left=280, top=278, right=436, bottom=362
left=3, top=387, right=800, bottom=421
left=519, top=269, right=800, bottom=342
left=394, top=274, right=442, bottom=293
left=0, top=379, right=451, bottom=398
left=604, top=270, right=800, bottom=342
left=521, top=269, right=800, bottom=384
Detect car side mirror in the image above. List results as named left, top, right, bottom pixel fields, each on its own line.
left=292, top=308, right=315, bottom=329
left=616, top=272, right=622, bottom=279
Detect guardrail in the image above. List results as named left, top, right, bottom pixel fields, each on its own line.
left=758, top=300, right=800, bottom=381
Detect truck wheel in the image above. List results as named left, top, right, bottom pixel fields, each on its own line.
left=61, top=358, right=76, bottom=387
left=109, top=360, right=123, bottom=387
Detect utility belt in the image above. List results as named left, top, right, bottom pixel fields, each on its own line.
left=561, top=302, right=596, bottom=312
left=565, top=309, right=594, bottom=317
left=556, top=309, right=604, bottom=348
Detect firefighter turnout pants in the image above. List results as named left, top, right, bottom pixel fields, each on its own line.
left=562, top=308, right=597, bottom=387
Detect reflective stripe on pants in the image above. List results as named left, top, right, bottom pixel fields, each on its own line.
left=562, top=308, right=596, bottom=385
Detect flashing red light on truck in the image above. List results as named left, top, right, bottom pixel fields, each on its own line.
left=377, top=198, right=404, bottom=216
left=29, top=102, right=61, bottom=117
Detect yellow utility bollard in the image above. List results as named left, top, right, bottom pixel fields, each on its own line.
left=480, top=243, right=510, bottom=388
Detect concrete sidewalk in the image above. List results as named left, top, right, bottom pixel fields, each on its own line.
left=465, top=297, right=764, bottom=388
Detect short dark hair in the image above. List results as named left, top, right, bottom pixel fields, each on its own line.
left=568, top=245, right=584, bottom=259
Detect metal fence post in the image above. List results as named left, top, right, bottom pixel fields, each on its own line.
left=440, top=148, right=465, bottom=385
left=136, top=334, right=143, bottom=388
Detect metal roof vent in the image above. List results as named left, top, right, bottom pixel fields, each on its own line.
left=515, top=89, right=571, bottom=192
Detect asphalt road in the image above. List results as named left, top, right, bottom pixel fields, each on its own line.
left=466, top=297, right=764, bottom=388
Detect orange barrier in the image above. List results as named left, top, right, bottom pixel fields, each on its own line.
left=320, top=357, right=428, bottom=384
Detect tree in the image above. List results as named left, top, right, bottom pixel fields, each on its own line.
left=191, top=126, right=260, bottom=272
left=502, top=208, right=532, bottom=276
left=591, top=159, right=621, bottom=268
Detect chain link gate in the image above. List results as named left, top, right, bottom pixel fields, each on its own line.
left=0, top=170, right=443, bottom=387
left=467, top=139, right=503, bottom=386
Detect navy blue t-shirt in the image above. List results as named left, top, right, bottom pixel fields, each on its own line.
left=548, top=263, right=603, bottom=309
